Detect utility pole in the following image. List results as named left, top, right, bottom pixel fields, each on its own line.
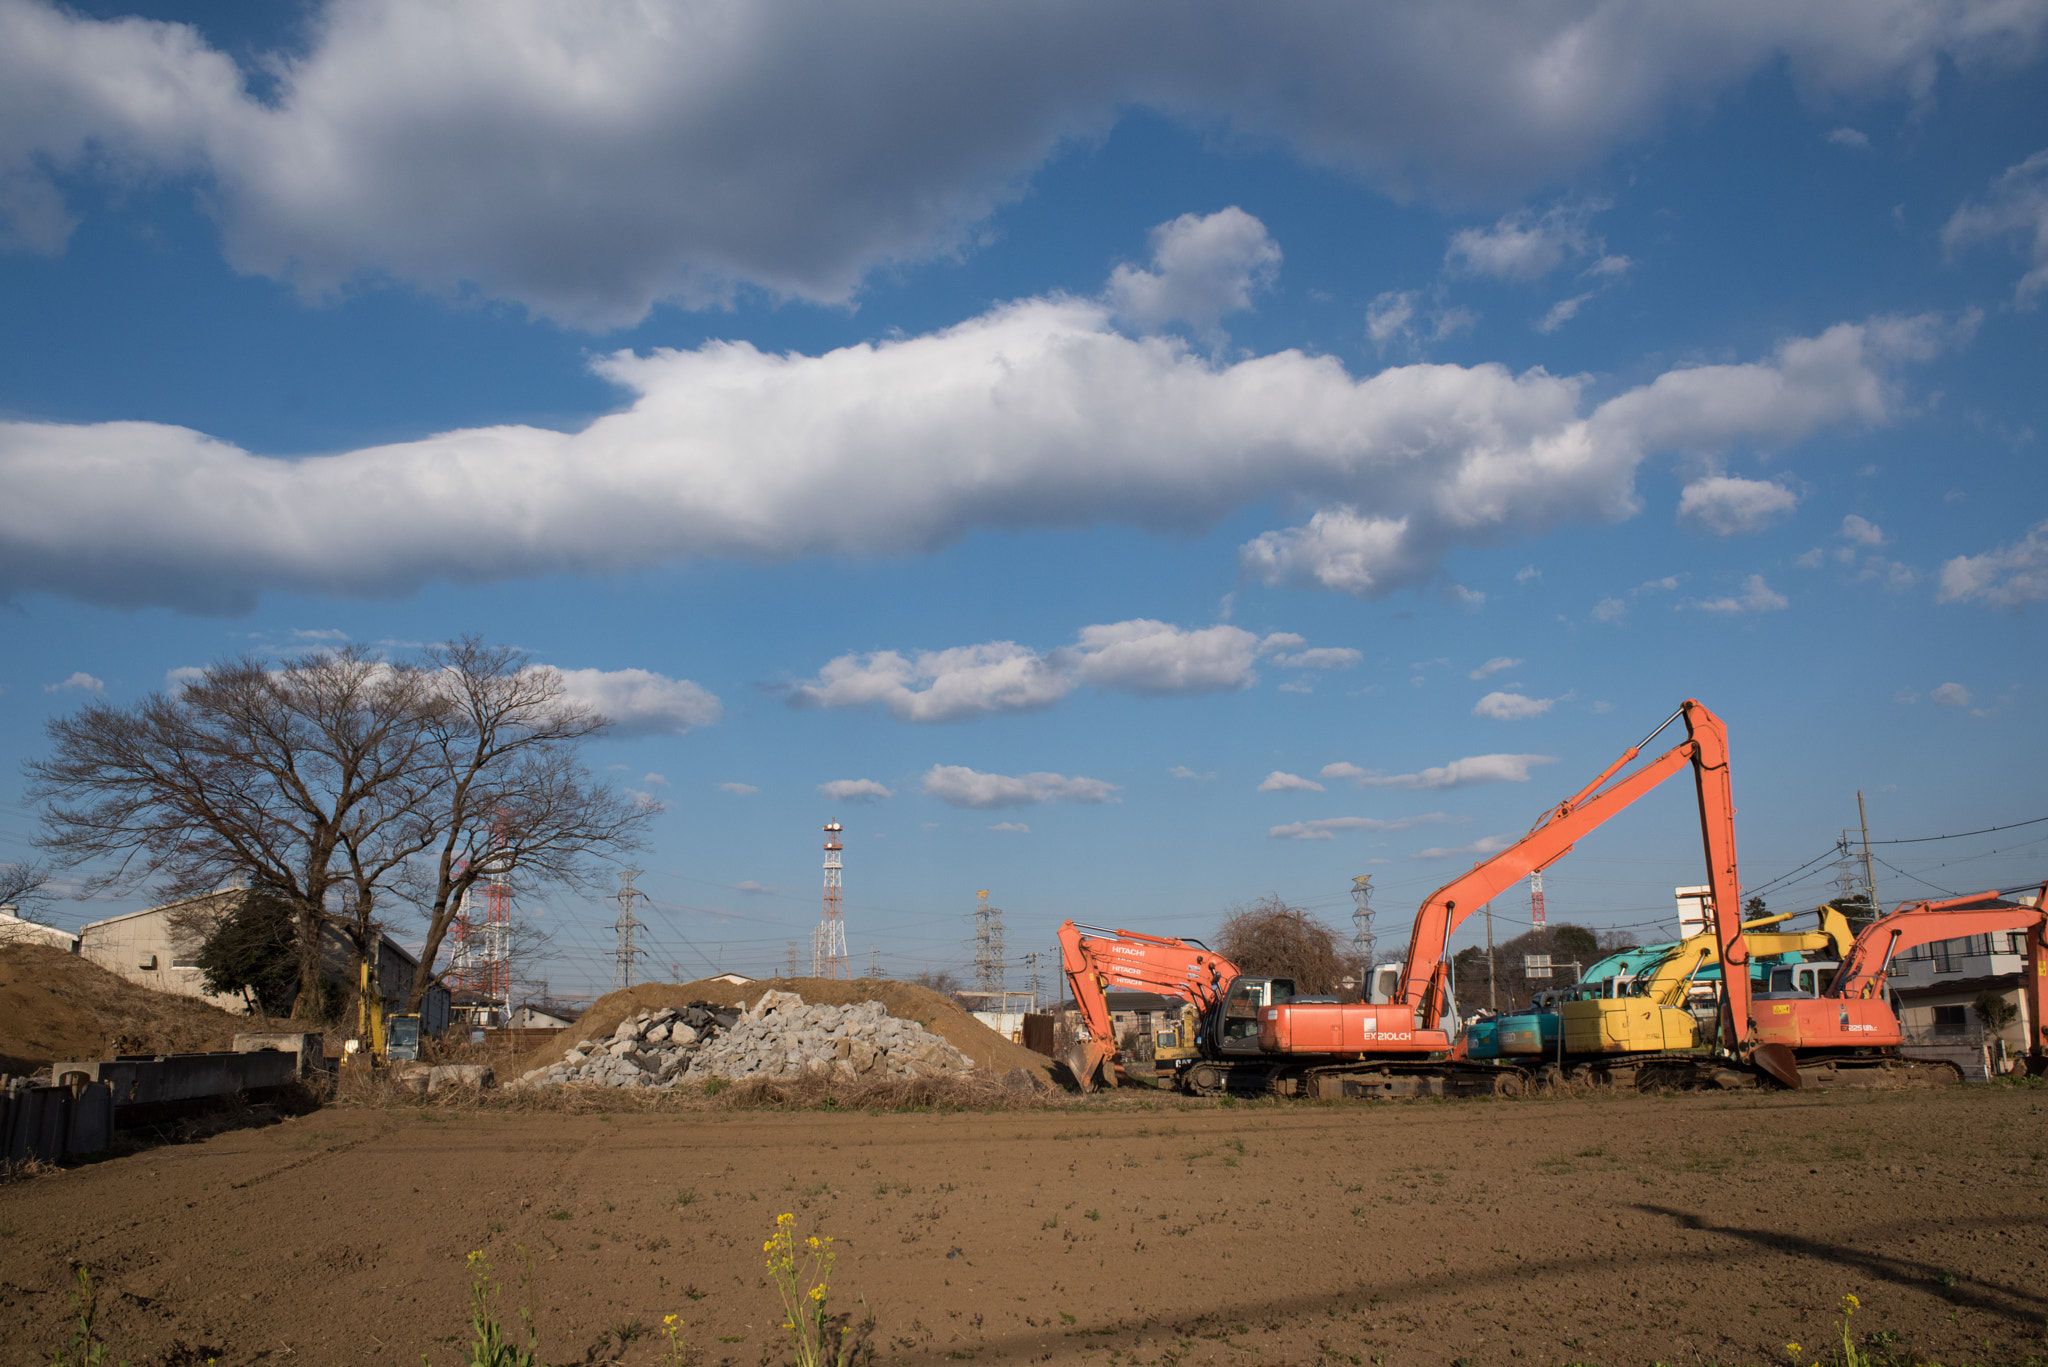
left=1857, top=790, right=1880, bottom=914
left=1484, top=902, right=1497, bottom=1012
left=1024, top=951, right=1042, bottom=1011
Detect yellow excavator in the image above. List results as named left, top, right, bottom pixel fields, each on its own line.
left=1549, top=906, right=1853, bottom=1075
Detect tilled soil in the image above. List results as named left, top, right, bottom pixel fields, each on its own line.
left=1, top=1085, right=2043, bottom=1366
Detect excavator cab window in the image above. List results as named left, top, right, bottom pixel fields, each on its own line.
left=1218, top=979, right=1270, bottom=1052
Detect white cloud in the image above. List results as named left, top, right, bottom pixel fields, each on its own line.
left=1277, top=680, right=1314, bottom=694
left=0, top=211, right=1969, bottom=615
left=1591, top=596, right=1628, bottom=624
left=1931, top=681, right=1973, bottom=708
left=788, top=618, right=1313, bottom=722
left=1106, top=208, right=1280, bottom=343
left=818, top=778, right=894, bottom=803
left=291, top=627, right=349, bottom=641
left=1270, top=647, right=1362, bottom=669
left=1695, top=574, right=1790, bottom=614
left=10, top=3, right=2029, bottom=324
left=719, top=782, right=759, bottom=796
left=1257, top=771, right=1326, bottom=793
left=1414, top=834, right=1515, bottom=860
left=1446, top=203, right=1603, bottom=282
left=1365, top=291, right=1417, bottom=348
left=987, top=821, right=1031, bottom=834
left=1795, top=547, right=1825, bottom=568
left=1168, top=765, right=1215, bottom=782
left=1241, top=316, right=1949, bottom=600
left=922, top=765, right=1119, bottom=809
left=1943, top=149, right=2048, bottom=305
left=543, top=667, right=722, bottom=736
left=43, top=671, right=104, bottom=694
left=789, top=642, right=1068, bottom=724
left=1840, top=514, right=1886, bottom=546
left=1938, top=520, right=2048, bottom=608
left=1320, top=753, right=1556, bottom=790
left=1268, top=813, right=1453, bottom=841
left=1827, top=127, right=1872, bottom=149
left=641, top=772, right=669, bottom=787
left=1515, top=566, right=1541, bottom=584
left=1469, top=656, right=1521, bottom=680
left=165, top=665, right=206, bottom=691
left=1472, top=691, right=1553, bottom=720
left=734, top=880, right=776, bottom=894
left=1584, top=254, right=1632, bottom=279
left=1677, top=476, right=1799, bottom=535
left=1535, top=293, right=1593, bottom=334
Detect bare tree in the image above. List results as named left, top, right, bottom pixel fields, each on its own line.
left=393, top=638, right=652, bottom=1014
left=0, top=860, right=52, bottom=918
left=1215, top=894, right=1348, bottom=995
left=26, top=648, right=443, bottom=1017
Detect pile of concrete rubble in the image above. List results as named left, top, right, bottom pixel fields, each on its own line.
left=516, top=990, right=976, bottom=1089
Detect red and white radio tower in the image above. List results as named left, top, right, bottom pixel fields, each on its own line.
left=813, top=822, right=848, bottom=978
left=448, top=826, right=514, bottom=1026
left=1528, top=870, right=1547, bottom=929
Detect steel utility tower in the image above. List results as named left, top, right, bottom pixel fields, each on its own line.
left=1529, top=870, right=1547, bottom=928
left=611, top=869, right=646, bottom=990
left=813, top=823, right=848, bottom=978
left=1350, top=875, right=1376, bottom=975
left=974, top=890, right=1005, bottom=993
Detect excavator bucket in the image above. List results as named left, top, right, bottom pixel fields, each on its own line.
left=1065, top=1039, right=1115, bottom=1093
left=1751, top=1042, right=1802, bottom=1089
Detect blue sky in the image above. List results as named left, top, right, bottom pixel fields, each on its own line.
left=3, top=2, right=2047, bottom=998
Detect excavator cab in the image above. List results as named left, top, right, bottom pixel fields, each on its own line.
left=1214, top=977, right=1296, bottom=1054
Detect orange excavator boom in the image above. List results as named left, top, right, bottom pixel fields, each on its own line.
left=1056, top=922, right=1240, bottom=1090
left=1391, top=699, right=1744, bottom=1039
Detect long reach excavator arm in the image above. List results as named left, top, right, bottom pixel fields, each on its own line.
left=1389, top=699, right=1745, bottom=1044
left=1056, top=922, right=1240, bottom=1090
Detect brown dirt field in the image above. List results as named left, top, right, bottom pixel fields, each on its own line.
left=520, top=976, right=1056, bottom=1084
left=3, top=1085, right=2045, bottom=1366
left=0, top=944, right=298, bottom=1077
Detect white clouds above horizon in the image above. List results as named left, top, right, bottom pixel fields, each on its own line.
left=1939, top=519, right=2048, bottom=607
left=921, top=765, right=1119, bottom=809
left=786, top=620, right=1311, bottom=723
left=1320, top=752, right=1556, bottom=790
left=1943, top=148, right=2048, bottom=305
left=1677, top=475, right=1799, bottom=535
left=43, top=670, right=103, bottom=694
left=1469, top=656, right=1521, bottom=679
left=1472, top=691, right=1553, bottom=720
left=4, top=2, right=2035, bottom=326
left=543, top=667, right=722, bottom=736
left=1106, top=207, right=1280, bottom=343
left=1257, top=771, right=1325, bottom=793
left=1694, top=574, right=1790, bottom=615
left=1414, top=834, right=1515, bottom=860
left=1446, top=202, right=1609, bottom=283
left=818, top=778, right=894, bottom=803
left=0, top=264, right=1963, bottom=611
left=1268, top=813, right=1452, bottom=841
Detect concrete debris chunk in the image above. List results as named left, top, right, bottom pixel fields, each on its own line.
left=513, top=994, right=976, bottom=1090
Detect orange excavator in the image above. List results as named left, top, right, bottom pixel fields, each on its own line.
left=1061, top=698, right=1749, bottom=1095
left=1734, top=884, right=2048, bottom=1086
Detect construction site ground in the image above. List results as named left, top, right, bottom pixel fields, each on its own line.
left=3, top=1084, right=2044, bottom=1367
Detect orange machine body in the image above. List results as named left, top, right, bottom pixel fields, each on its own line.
left=1258, top=1003, right=1450, bottom=1055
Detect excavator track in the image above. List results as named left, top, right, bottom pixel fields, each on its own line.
left=1555, top=1050, right=1966, bottom=1091
left=1177, top=1059, right=1529, bottom=1099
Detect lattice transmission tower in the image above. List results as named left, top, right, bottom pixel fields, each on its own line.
left=1350, top=875, right=1376, bottom=977
left=973, top=890, right=1005, bottom=993
left=611, top=868, right=646, bottom=990
left=813, top=823, right=848, bottom=978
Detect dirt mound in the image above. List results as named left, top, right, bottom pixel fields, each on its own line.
left=0, top=942, right=281, bottom=1075
left=517, top=976, right=1055, bottom=1084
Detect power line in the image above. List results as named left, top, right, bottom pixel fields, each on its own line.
left=1868, top=813, right=2048, bottom=845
